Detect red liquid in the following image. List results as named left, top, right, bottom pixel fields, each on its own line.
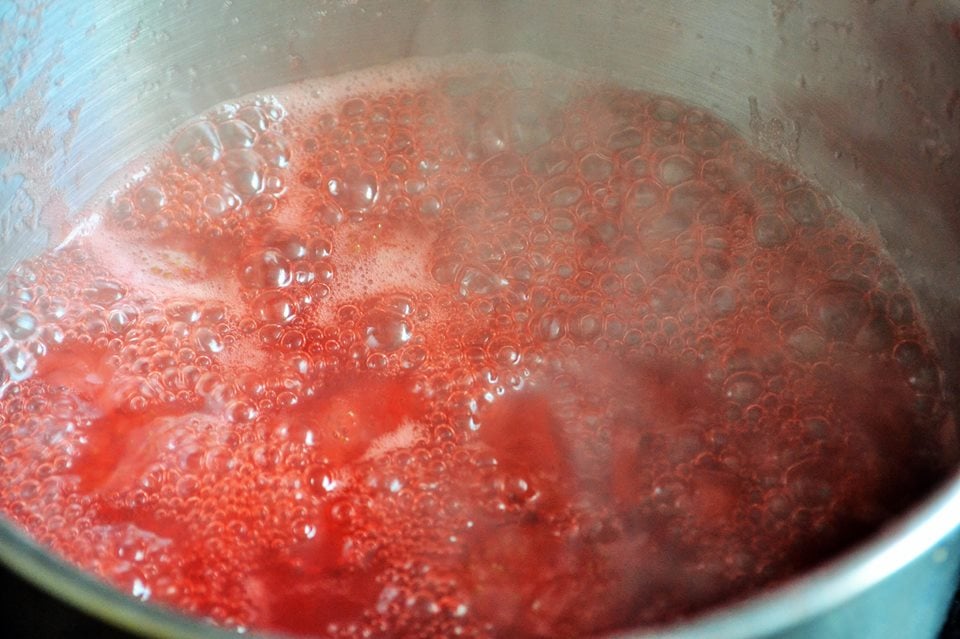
left=0, top=56, right=955, bottom=638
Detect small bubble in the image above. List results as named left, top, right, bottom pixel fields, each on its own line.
left=784, top=187, right=825, bottom=226
left=1, top=346, right=36, bottom=381
left=202, top=192, right=230, bottom=218
left=754, top=215, right=791, bottom=248
left=107, top=306, right=139, bottom=333
left=136, top=185, right=166, bottom=215
left=6, top=311, right=37, bottom=340
left=236, top=105, right=269, bottom=132
left=540, top=175, right=583, bottom=207
left=225, top=400, right=257, bottom=423
left=239, top=249, right=293, bottom=289
left=222, top=148, right=266, bottom=197
left=658, top=155, right=696, bottom=186
left=83, top=279, right=126, bottom=306
left=809, top=281, right=869, bottom=341
left=255, top=131, right=290, bottom=168
left=254, top=291, right=298, bottom=325
left=166, top=300, right=202, bottom=324
left=217, top=118, right=258, bottom=149
left=364, top=310, right=412, bottom=353
left=172, top=120, right=223, bottom=169
left=327, top=166, right=379, bottom=212
left=724, top=371, right=763, bottom=405
left=400, top=345, right=427, bottom=369
left=194, top=327, right=224, bottom=353
left=786, top=325, right=826, bottom=360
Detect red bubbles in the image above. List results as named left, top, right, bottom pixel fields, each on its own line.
left=239, top=249, right=293, bottom=289
left=0, top=57, right=951, bottom=639
left=808, top=281, right=869, bottom=341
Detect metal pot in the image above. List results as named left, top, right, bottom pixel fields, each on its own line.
left=1, top=1, right=959, bottom=637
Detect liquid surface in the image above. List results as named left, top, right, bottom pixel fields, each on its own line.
left=0, top=55, right=955, bottom=638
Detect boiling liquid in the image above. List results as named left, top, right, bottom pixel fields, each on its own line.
left=0, top=55, right=955, bottom=638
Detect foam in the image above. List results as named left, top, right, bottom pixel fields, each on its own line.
left=71, top=228, right=245, bottom=317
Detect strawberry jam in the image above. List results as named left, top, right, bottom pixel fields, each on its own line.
left=0, top=54, right=955, bottom=638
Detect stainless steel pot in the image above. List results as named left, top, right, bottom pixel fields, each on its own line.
left=2, top=1, right=959, bottom=638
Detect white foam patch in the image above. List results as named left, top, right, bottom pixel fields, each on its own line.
left=71, top=228, right=245, bottom=317
left=363, top=418, right=425, bottom=460
left=219, top=329, right=270, bottom=372
left=335, top=228, right=436, bottom=299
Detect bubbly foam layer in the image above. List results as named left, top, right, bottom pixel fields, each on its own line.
left=0, top=53, right=955, bottom=639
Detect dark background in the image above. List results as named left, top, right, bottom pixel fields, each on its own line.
left=0, top=562, right=957, bottom=638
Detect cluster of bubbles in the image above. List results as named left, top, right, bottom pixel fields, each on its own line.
left=0, top=54, right=954, bottom=638
left=110, top=97, right=290, bottom=239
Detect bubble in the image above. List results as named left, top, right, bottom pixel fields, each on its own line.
left=480, top=153, right=522, bottom=180
left=854, top=313, right=895, bottom=353
left=724, top=371, right=763, bottom=405
left=609, top=127, right=645, bottom=150
left=540, top=175, right=583, bottom=207
left=783, top=187, right=825, bottom=226
left=328, top=166, right=379, bottom=212
left=236, top=105, right=269, bottom=132
left=527, top=147, right=571, bottom=176
left=699, top=251, right=731, bottom=279
left=893, top=340, right=924, bottom=368
left=278, top=329, right=305, bottom=351
left=107, top=306, right=139, bottom=334
left=685, top=122, right=725, bottom=153
left=255, top=131, right=291, bottom=168
left=709, top=286, right=738, bottom=316
left=785, top=325, right=826, bottom=360
left=579, top=153, right=613, bottom=181
left=6, top=311, right=37, bottom=340
left=173, top=120, right=223, bottom=169
left=225, top=400, right=257, bottom=424
left=658, top=155, right=696, bottom=186
left=166, top=300, right=202, bottom=324
left=754, top=214, right=791, bottom=248
left=239, top=249, right=293, bottom=289
left=83, top=279, right=126, bottom=306
left=136, top=185, right=166, bottom=215
left=536, top=312, right=565, bottom=341
left=400, top=345, right=427, bottom=370
left=217, top=119, right=258, bottom=149
left=568, top=306, right=602, bottom=343
left=809, top=281, right=869, bottom=341
left=254, top=291, right=298, bottom=325
left=457, top=266, right=506, bottom=298
left=364, top=310, right=413, bottom=353
left=491, top=341, right=521, bottom=366
left=1, top=345, right=36, bottom=381
left=222, top=149, right=266, bottom=197
left=194, top=327, right=224, bottom=354
left=202, top=192, right=230, bottom=218
left=623, top=180, right=663, bottom=222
